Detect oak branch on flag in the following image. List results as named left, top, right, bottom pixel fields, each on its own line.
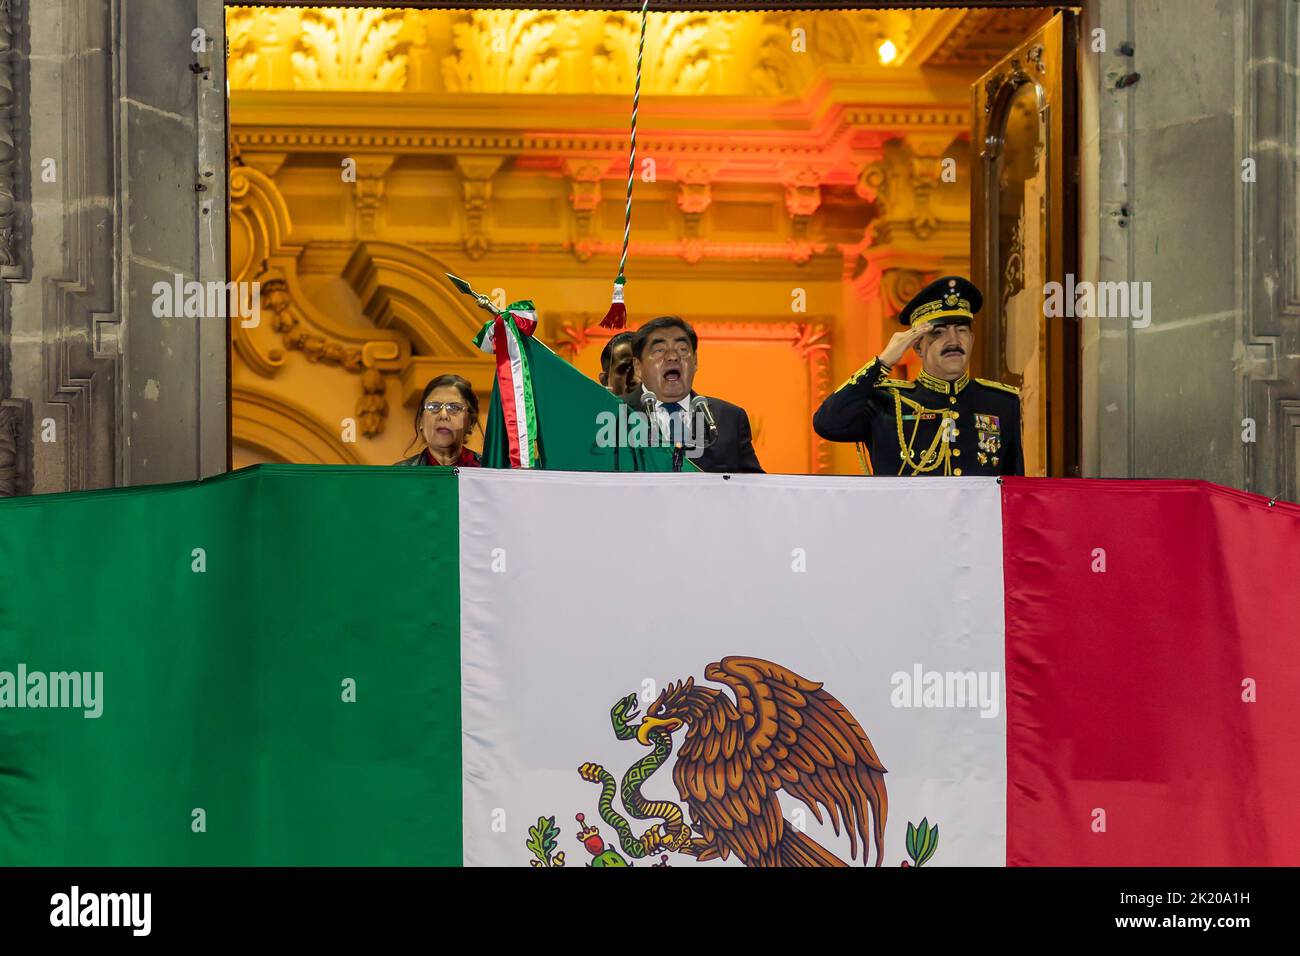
left=473, top=302, right=540, bottom=469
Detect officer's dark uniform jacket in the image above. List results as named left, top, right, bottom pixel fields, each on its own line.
left=813, top=357, right=1025, bottom=477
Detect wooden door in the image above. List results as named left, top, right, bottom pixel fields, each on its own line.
left=971, top=13, right=1080, bottom=477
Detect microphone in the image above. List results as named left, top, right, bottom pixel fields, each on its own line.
left=691, top=395, right=719, bottom=442
left=641, top=390, right=658, bottom=444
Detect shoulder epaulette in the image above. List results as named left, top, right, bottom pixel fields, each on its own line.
left=838, top=360, right=915, bottom=392
left=975, top=378, right=1020, bottom=395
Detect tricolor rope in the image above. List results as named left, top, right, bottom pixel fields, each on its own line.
left=599, top=0, right=650, bottom=330
left=473, top=302, right=541, bottom=468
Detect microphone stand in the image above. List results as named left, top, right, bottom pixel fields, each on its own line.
left=684, top=398, right=716, bottom=471
left=672, top=442, right=684, bottom=472
left=614, top=400, right=621, bottom=472
left=642, top=392, right=660, bottom=473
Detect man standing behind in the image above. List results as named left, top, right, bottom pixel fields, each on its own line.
left=814, top=276, right=1024, bottom=477
left=621, top=316, right=763, bottom=473
left=599, top=331, right=639, bottom=396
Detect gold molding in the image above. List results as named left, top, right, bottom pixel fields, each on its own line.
left=293, top=8, right=411, bottom=90
left=230, top=83, right=971, bottom=150
left=232, top=384, right=365, bottom=465
left=222, top=5, right=1030, bottom=472
left=230, top=166, right=418, bottom=442
left=426, top=244, right=850, bottom=281
left=340, top=241, right=497, bottom=361
left=228, top=7, right=1037, bottom=95
left=455, top=156, right=504, bottom=260
left=231, top=167, right=412, bottom=358
left=858, top=135, right=967, bottom=243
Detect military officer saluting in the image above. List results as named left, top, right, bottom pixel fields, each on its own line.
left=813, top=276, right=1024, bottom=477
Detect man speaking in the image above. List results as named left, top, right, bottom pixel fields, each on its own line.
left=814, top=276, right=1024, bottom=477
left=621, top=316, right=763, bottom=473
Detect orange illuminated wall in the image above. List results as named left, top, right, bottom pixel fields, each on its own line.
left=226, top=6, right=1044, bottom=473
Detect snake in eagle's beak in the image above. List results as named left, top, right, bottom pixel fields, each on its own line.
left=635, top=715, right=683, bottom=745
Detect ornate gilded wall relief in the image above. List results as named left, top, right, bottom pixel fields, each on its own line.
left=227, top=6, right=1037, bottom=473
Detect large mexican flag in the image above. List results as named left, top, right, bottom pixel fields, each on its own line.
left=1, top=467, right=1297, bottom=866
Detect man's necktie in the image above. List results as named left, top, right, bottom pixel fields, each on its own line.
left=662, top=402, right=685, bottom=444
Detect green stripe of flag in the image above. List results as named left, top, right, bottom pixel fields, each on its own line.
left=0, top=465, right=461, bottom=866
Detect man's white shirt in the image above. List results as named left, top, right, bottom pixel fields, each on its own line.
left=643, top=389, right=695, bottom=444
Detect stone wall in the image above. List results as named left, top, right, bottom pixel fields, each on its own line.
left=0, top=0, right=227, bottom=497
left=1080, top=0, right=1300, bottom=500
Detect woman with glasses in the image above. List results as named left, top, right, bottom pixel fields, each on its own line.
left=397, top=374, right=482, bottom=467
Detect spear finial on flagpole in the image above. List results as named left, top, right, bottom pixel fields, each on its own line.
left=446, top=272, right=502, bottom=316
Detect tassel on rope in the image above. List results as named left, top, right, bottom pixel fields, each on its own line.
left=600, top=0, right=650, bottom=330
left=601, top=275, right=627, bottom=331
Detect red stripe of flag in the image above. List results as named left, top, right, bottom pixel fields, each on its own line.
left=1001, top=478, right=1300, bottom=865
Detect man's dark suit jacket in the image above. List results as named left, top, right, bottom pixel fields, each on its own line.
left=621, top=386, right=764, bottom=474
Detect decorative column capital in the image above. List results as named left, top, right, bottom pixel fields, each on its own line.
left=563, top=159, right=604, bottom=262
left=857, top=135, right=959, bottom=244
left=351, top=154, right=397, bottom=235
left=783, top=167, right=823, bottom=217
left=455, top=155, right=504, bottom=259
left=676, top=164, right=717, bottom=243
left=851, top=249, right=941, bottom=313
left=783, top=167, right=823, bottom=248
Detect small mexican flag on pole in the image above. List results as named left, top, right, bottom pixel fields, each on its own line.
left=449, top=270, right=540, bottom=468
left=472, top=300, right=540, bottom=469
left=446, top=272, right=540, bottom=469
left=448, top=272, right=687, bottom=473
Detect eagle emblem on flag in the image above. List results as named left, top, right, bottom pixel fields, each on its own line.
left=525, top=656, right=941, bottom=868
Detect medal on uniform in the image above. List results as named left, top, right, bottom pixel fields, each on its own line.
left=975, top=413, right=1002, bottom=458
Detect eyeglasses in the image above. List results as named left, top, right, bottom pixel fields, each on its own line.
left=423, top=401, right=467, bottom=415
